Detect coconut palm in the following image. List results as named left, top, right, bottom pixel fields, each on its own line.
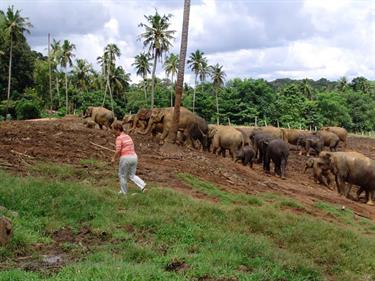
left=187, top=50, right=207, bottom=112
left=337, top=76, right=348, bottom=92
left=139, top=11, right=175, bottom=108
left=168, top=0, right=191, bottom=143
left=101, top=43, right=121, bottom=110
left=51, top=39, right=62, bottom=104
left=111, top=66, right=130, bottom=102
left=132, top=52, right=152, bottom=104
left=73, top=59, right=92, bottom=92
left=209, top=63, right=226, bottom=125
left=60, top=40, right=76, bottom=114
left=164, top=53, right=179, bottom=106
left=1, top=6, right=32, bottom=116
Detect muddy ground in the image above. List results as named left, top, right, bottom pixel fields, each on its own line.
left=2, top=116, right=375, bottom=274
left=1, top=116, right=375, bottom=222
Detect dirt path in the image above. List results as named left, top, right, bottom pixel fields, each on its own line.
left=1, top=116, right=375, bottom=221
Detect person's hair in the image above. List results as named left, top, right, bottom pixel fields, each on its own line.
left=112, top=122, right=124, bottom=132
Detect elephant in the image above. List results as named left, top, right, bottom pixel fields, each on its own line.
left=211, top=126, right=244, bottom=160
left=128, top=108, right=153, bottom=133
left=319, top=151, right=375, bottom=205
left=320, top=126, right=348, bottom=148
left=304, top=157, right=334, bottom=187
left=235, top=146, right=255, bottom=168
left=297, top=134, right=324, bottom=156
left=251, top=126, right=284, bottom=140
left=122, top=114, right=136, bottom=131
left=84, top=106, right=115, bottom=130
left=250, top=132, right=275, bottom=163
left=83, top=118, right=96, bottom=129
left=281, top=128, right=308, bottom=146
left=235, top=127, right=251, bottom=146
left=314, top=131, right=339, bottom=151
left=263, top=139, right=289, bottom=179
left=139, top=107, right=209, bottom=150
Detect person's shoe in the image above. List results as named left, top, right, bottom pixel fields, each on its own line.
left=118, top=190, right=126, bottom=195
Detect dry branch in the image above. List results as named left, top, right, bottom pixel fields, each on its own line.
left=90, top=142, right=115, bottom=153
left=10, top=150, right=34, bottom=159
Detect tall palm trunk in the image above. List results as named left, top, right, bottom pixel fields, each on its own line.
left=151, top=50, right=157, bottom=108
left=6, top=39, right=13, bottom=118
left=55, top=77, right=60, bottom=107
left=48, top=33, right=52, bottom=110
left=168, top=0, right=190, bottom=143
left=143, top=77, right=147, bottom=105
left=215, top=88, right=219, bottom=125
left=170, top=73, right=174, bottom=107
left=65, top=71, right=68, bottom=114
left=192, top=75, right=197, bottom=113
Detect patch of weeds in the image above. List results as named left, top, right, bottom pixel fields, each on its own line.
left=279, top=199, right=304, bottom=210
left=79, top=159, right=107, bottom=169
left=29, top=161, right=84, bottom=180
left=177, top=173, right=263, bottom=206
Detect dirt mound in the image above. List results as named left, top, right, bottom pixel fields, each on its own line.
left=1, top=117, right=375, bottom=221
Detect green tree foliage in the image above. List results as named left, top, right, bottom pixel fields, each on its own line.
left=138, top=11, right=175, bottom=108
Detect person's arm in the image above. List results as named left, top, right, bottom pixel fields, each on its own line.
left=112, top=136, right=122, bottom=163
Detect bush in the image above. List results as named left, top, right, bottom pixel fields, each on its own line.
left=15, top=99, right=41, bottom=120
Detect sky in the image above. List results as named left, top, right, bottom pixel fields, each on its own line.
left=1, top=0, right=374, bottom=84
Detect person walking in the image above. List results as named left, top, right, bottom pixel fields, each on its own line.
left=112, top=122, right=146, bottom=194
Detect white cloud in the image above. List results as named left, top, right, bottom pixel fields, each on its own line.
left=1, top=0, right=374, bottom=83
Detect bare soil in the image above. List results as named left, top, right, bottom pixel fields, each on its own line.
left=1, top=116, right=375, bottom=222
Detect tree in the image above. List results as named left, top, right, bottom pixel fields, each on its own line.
left=337, top=76, right=348, bottom=92
left=187, top=49, right=207, bottom=112
left=164, top=53, right=179, bottom=106
left=132, top=52, right=151, bottom=105
left=59, top=39, right=75, bottom=114
left=209, top=63, right=226, bottom=125
left=139, top=11, right=175, bottom=108
left=101, top=43, right=121, bottom=111
left=111, top=66, right=130, bottom=102
left=168, top=0, right=191, bottom=144
left=50, top=39, right=62, bottom=106
left=72, top=59, right=91, bottom=92
left=1, top=6, right=32, bottom=116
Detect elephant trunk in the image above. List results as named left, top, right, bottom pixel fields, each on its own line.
left=138, top=119, right=154, bottom=135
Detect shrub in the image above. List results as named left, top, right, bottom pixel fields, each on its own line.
left=15, top=99, right=41, bottom=120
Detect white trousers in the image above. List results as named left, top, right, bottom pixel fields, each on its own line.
left=118, top=155, right=145, bottom=193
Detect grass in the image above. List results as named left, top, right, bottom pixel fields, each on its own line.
left=0, top=170, right=375, bottom=280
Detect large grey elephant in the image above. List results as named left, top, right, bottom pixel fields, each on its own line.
left=319, top=151, right=375, bottom=205
left=84, top=106, right=115, bottom=130
left=139, top=107, right=208, bottom=150
left=211, top=126, right=244, bottom=160
left=320, top=126, right=348, bottom=148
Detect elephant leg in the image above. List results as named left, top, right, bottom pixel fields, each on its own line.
left=99, top=124, right=103, bottom=130
left=335, top=175, right=344, bottom=195
left=305, top=141, right=311, bottom=157
left=159, top=129, right=169, bottom=145
left=366, top=191, right=374, bottom=205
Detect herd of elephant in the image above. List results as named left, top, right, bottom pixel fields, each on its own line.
left=83, top=106, right=375, bottom=206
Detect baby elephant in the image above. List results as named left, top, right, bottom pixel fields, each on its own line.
left=83, top=118, right=96, bottom=129
left=263, top=139, right=289, bottom=179
left=304, top=157, right=334, bottom=187
left=235, top=146, right=255, bottom=168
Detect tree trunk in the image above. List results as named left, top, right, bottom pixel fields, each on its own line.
left=65, top=71, right=68, bottom=114
left=170, top=73, right=174, bottom=107
left=215, top=88, right=219, bottom=125
left=167, top=0, right=191, bottom=144
left=151, top=51, right=157, bottom=108
left=56, top=77, right=60, bottom=107
left=6, top=39, right=13, bottom=119
left=193, top=75, right=197, bottom=113
left=143, top=77, right=147, bottom=105
left=48, top=33, right=53, bottom=110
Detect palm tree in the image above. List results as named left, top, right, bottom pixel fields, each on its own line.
left=164, top=53, right=179, bottom=106
left=132, top=52, right=152, bottom=104
left=139, top=11, right=176, bottom=108
left=51, top=39, right=62, bottom=105
left=73, top=59, right=92, bottom=92
left=337, top=76, right=348, bottom=92
left=60, top=40, right=76, bottom=114
left=101, top=43, right=120, bottom=111
left=168, top=0, right=191, bottom=144
left=187, top=50, right=207, bottom=112
left=209, top=63, right=226, bottom=125
left=111, top=66, right=130, bottom=102
left=300, top=78, right=313, bottom=100
left=1, top=6, right=32, bottom=117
